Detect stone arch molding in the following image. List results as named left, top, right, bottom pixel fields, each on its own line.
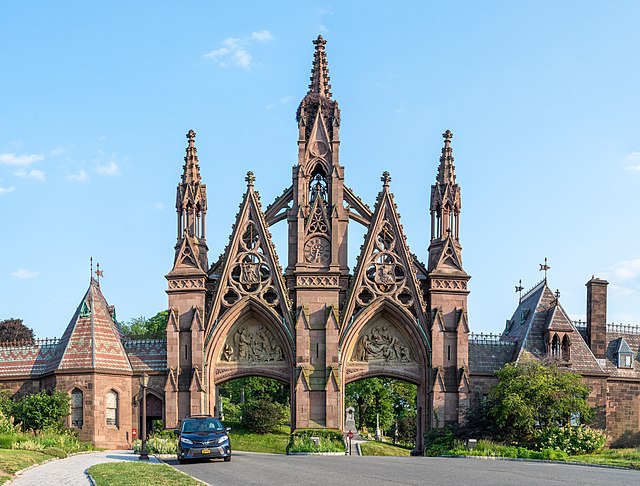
left=206, top=298, right=295, bottom=386
left=340, top=299, right=429, bottom=386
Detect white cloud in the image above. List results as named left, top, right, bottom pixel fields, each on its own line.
left=0, top=153, right=44, bottom=166
left=203, top=30, right=273, bottom=70
left=15, top=169, right=45, bottom=181
left=625, top=152, right=640, bottom=171
left=251, top=30, right=273, bottom=42
left=12, top=268, right=38, bottom=279
left=0, top=186, right=15, bottom=195
left=67, top=170, right=88, bottom=183
left=605, top=258, right=640, bottom=281
left=50, top=146, right=67, bottom=157
left=96, top=160, right=120, bottom=176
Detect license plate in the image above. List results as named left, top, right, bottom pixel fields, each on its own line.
left=201, top=448, right=210, bottom=454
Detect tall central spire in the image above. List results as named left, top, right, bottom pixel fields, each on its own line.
left=308, top=35, right=332, bottom=98
left=181, top=129, right=201, bottom=184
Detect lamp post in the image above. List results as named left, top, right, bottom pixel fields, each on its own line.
left=139, top=373, right=149, bottom=461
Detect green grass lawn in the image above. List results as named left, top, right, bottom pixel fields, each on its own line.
left=570, top=448, right=640, bottom=469
left=227, top=424, right=290, bottom=454
left=0, top=449, right=54, bottom=484
left=360, top=441, right=412, bottom=456
left=88, top=462, right=205, bottom=486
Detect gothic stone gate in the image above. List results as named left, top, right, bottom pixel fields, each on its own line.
left=164, top=38, right=470, bottom=452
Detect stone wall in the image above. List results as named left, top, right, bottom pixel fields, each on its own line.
left=607, top=380, right=640, bottom=447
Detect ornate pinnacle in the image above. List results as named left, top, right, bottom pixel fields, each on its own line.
left=182, top=129, right=201, bottom=184
left=308, top=35, right=332, bottom=98
left=436, top=129, right=456, bottom=186
left=381, top=171, right=391, bottom=187
left=245, top=171, right=256, bottom=187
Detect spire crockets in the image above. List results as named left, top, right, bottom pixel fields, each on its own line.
left=437, top=130, right=456, bottom=186
left=308, top=35, right=331, bottom=98
left=182, top=129, right=201, bottom=184
left=429, top=130, right=461, bottom=243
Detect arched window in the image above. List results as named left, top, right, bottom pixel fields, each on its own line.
left=106, top=390, right=118, bottom=427
left=562, top=335, right=571, bottom=361
left=551, top=334, right=561, bottom=358
left=71, top=389, right=83, bottom=428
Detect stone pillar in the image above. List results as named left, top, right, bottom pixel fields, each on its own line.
left=586, top=277, right=608, bottom=359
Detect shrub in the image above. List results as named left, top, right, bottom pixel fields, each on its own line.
left=536, top=425, right=607, bottom=455
left=423, top=427, right=454, bottom=456
left=221, top=397, right=241, bottom=423
left=286, top=429, right=346, bottom=454
left=132, top=436, right=177, bottom=454
left=12, top=390, right=70, bottom=433
left=240, top=399, right=288, bottom=434
left=12, top=439, right=45, bottom=451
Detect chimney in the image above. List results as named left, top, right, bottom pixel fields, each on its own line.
left=586, top=277, right=608, bottom=359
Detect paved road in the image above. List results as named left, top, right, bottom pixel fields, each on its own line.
left=168, top=452, right=640, bottom=486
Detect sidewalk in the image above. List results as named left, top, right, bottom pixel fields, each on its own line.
left=8, top=450, right=160, bottom=486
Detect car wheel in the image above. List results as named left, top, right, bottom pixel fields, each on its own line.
left=224, top=456, right=231, bottom=462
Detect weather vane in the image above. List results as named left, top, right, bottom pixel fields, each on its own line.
left=95, top=263, right=104, bottom=287
left=539, top=257, right=550, bottom=282
left=515, top=279, right=524, bottom=303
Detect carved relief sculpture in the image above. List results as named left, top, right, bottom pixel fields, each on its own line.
left=351, top=325, right=412, bottom=363
left=220, top=322, right=284, bottom=363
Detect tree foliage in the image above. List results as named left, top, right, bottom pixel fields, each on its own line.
left=12, top=390, right=70, bottom=433
left=119, top=311, right=168, bottom=339
left=345, top=378, right=416, bottom=440
left=218, top=376, right=289, bottom=406
left=0, top=318, right=35, bottom=344
left=464, top=360, right=594, bottom=445
left=240, top=399, right=288, bottom=433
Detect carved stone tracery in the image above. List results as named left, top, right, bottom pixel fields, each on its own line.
left=220, top=322, right=284, bottom=363
left=356, top=220, right=413, bottom=309
left=221, top=220, right=280, bottom=309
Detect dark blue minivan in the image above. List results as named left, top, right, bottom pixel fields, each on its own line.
left=174, top=416, right=231, bottom=464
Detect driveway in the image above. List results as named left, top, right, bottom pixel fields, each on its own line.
left=168, top=451, right=640, bottom=486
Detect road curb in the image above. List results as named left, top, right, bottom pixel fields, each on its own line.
left=438, top=454, right=639, bottom=471
left=5, top=450, right=99, bottom=485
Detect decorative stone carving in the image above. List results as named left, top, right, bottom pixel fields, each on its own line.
left=220, top=322, right=284, bottom=363
left=296, top=275, right=339, bottom=287
left=351, top=325, right=412, bottom=363
left=304, top=236, right=330, bottom=264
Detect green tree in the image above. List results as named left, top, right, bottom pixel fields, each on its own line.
left=120, top=311, right=168, bottom=339
left=487, top=359, right=593, bottom=443
left=12, top=390, right=70, bottom=433
left=218, top=377, right=289, bottom=406
left=345, top=378, right=399, bottom=433
left=0, top=318, right=34, bottom=344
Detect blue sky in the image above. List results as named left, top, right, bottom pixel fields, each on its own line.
left=1, top=1, right=639, bottom=339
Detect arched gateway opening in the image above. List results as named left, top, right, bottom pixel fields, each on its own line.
left=205, top=300, right=295, bottom=422
left=340, top=303, right=429, bottom=452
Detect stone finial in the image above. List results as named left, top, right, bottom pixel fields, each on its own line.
left=245, top=171, right=256, bottom=187
left=436, top=130, right=456, bottom=186
left=308, top=35, right=332, bottom=98
left=182, top=129, right=201, bottom=184
left=381, top=171, right=391, bottom=187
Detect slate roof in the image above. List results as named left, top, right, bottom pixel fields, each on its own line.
left=0, top=280, right=133, bottom=377
left=603, top=328, right=640, bottom=378
left=123, top=339, right=167, bottom=372
left=501, top=280, right=604, bottom=374
left=468, top=339, right=517, bottom=373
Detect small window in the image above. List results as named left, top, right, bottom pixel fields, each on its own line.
left=71, top=389, right=83, bottom=428
left=551, top=334, right=561, bottom=358
left=106, top=390, right=118, bottom=427
left=618, top=353, right=633, bottom=369
left=562, top=335, right=571, bottom=361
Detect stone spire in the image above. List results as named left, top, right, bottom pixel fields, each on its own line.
left=181, top=129, right=201, bottom=184
left=308, top=35, right=332, bottom=98
left=436, top=130, right=456, bottom=186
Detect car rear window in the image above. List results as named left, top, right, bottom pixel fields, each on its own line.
left=182, top=418, right=225, bottom=433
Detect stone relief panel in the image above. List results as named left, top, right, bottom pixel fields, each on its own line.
left=350, top=321, right=413, bottom=364
left=219, top=320, right=284, bottom=363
